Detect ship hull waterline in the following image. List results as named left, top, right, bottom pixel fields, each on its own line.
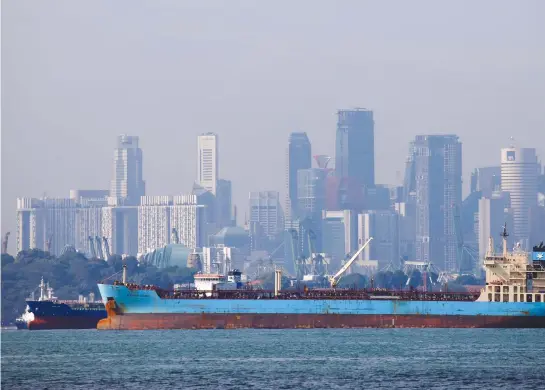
left=97, top=312, right=545, bottom=330
left=28, top=316, right=104, bottom=330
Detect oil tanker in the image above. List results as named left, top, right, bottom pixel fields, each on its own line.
left=16, top=278, right=106, bottom=330
left=97, top=227, right=545, bottom=330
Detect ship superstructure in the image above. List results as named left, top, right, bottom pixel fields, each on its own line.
left=478, top=224, right=545, bottom=304
left=97, top=226, right=545, bottom=330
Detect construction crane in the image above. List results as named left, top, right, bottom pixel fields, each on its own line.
left=102, top=236, right=111, bottom=259
left=330, top=237, right=373, bottom=288
left=171, top=228, right=180, bottom=244
left=2, top=232, right=10, bottom=254
left=45, top=234, right=53, bottom=253
left=88, top=236, right=97, bottom=258
left=95, top=236, right=104, bottom=259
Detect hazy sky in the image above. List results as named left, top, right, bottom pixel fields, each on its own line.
left=2, top=1, right=545, bottom=253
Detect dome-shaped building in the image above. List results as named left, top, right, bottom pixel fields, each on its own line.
left=209, top=227, right=250, bottom=249
left=140, top=244, right=192, bottom=268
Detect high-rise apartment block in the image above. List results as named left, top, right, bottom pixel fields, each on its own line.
left=110, top=135, right=145, bottom=205
left=411, top=135, right=462, bottom=272
left=197, top=133, right=219, bottom=195
left=16, top=198, right=75, bottom=256
left=137, top=195, right=205, bottom=254
left=501, top=147, right=539, bottom=245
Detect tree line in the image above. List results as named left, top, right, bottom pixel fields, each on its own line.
left=1, top=249, right=196, bottom=325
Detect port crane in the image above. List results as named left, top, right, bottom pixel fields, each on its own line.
left=95, top=236, right=104, bottom=259
left=2, top=232, right=10, bottom=254
left=306, top=229, right=326, bottom=276
left=88, top=236, right=97, bottom=258
left=171, top=228, right=180, bottom=244
left=45, top=234, right=53, bottom=253
left=329, top=237, right=373, bottom=288
left=102, top=236, right=111, bottom=259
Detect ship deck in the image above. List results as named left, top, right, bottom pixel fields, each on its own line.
left=118, top=282, right=479, bottom=302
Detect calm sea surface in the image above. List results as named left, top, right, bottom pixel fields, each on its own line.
left=2, top=329, right=544, bottom=390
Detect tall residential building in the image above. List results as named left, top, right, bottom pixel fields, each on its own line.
left=249, top=191, right=282, bottom=240
left=470, top=166, right=501, bottom=198
left=16, top=198, right=78, bottom=256
left=285, top=132, right=311, bottom=222
left=335, top=108, right=375, bottom=209
left=70, top=189, right=109, bottom=255
left=137, top=195, right=205, bottom=254
left=110, top=135, right=145, bottom=205
left=102, top=204, right=138, bottom=257
left=197, top=133, right=219, bottom=195
left=411, top=135, right=462, bottom=271
left=501, top=147, right=539, bottom=245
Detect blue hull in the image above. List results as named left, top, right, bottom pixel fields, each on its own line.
left=98, top=284, right=545, bottom=316
left=26, top=300, right=106, bottom=330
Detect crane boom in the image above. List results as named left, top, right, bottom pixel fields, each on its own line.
left=329, top=237, right=373, bottom=287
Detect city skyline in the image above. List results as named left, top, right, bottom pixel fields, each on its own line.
left=3, top=1, right=545, bottom=253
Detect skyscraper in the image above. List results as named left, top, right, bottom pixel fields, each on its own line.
left=501, top=147, right=539, bottom=245
left=285, top=132, right=311, bottom=222
left=411, top=135, right=462, bottom=272
left=249, top=191, right=282, bottom=240
left=197, top=133, right=219, bottom=195
left=110, top=135, right=145, bottom=205
left=470, top=166, right=501, bottom=198
left=297, top=168, right=327, bottom=219
left=335, top=108, right=375, bottom=209
left=216, top=179, right=233, bottom=228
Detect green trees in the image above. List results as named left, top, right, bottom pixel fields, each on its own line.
left=0, top=251, right=196, bottom=325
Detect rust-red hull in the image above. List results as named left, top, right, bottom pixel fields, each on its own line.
left=29, top=316, right=102, bottom=330
left=97, top=313, right=545, bottom=330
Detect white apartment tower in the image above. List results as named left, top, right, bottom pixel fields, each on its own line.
left=198, top=133, right=219, bottom=195
left=137, top=195, right=205, bottom=254
left=501, top=147, right=539, bottom=245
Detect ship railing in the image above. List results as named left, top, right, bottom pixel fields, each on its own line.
left=110, top=281, right=480, bottom=301
left=130, top=288, right=478, bottom=302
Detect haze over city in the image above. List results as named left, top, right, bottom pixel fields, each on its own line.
left=2, top=0, right=545, bottom=254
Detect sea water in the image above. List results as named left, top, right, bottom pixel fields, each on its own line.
left=2, top=329, right=544, bottom=389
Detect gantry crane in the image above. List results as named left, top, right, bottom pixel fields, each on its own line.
left=102, top=236, right=111, bottom=259
left=88, top=236, right=97, bottom=258
left=2, top=232, right=10, bottom=254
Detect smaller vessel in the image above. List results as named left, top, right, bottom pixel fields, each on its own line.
left=15, top=306, right=33, bottom=329
left=18, top=277, right=106, bottom=330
